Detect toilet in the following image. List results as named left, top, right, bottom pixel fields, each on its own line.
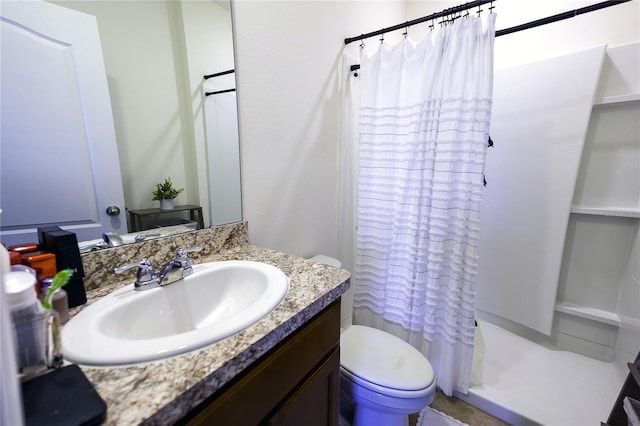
left=308, top=255, right=436, bottom=426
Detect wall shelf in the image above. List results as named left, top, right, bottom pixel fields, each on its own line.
left=570, top=205, right=640, bottom=218
left=593, top=93, right=640, bottom=105
left=555, top=301, right=621, bottom=327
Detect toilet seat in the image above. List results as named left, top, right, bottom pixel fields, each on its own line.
left=340, top=366, right=435, bottom=399
left=340, top=325, right=435, bottom=397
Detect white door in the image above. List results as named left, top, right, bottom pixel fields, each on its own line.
left=0, top=0, right=125, bottom=245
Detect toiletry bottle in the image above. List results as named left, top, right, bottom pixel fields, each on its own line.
left=0, top=245, right=25, bottom=425
left=4, top=270, right=48, bottom=376
left=8, top=243, right=39, bottom=255
left=21, top=251, right=57, bottom=281
left=39, top=277, right=69, bottom=324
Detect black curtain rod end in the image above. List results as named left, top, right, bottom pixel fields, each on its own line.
left=203, top=69, right=235, bottom=80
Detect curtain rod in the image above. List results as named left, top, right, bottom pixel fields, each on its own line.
left=203, top=69, right=235, bottom=80
left=495, top=0, right=630, bottom=37
left=347, top=0, right=630, bottom=72
left=205, top=88, right=236, bottom=97
left=344, top=0, right=493, bottom=45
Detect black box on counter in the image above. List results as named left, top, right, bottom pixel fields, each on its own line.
left=38, top=228, right=87, bottom=308
left=22, top=364, right=107, bottom=426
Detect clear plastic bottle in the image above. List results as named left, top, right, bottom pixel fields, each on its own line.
left=4, top=271, right=48, bottom=376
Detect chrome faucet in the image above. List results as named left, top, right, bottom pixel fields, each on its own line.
left=114, top=246, right=202, bottom=291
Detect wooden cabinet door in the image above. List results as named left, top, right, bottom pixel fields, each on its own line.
left=184, top=301, right=341, bottom=426
left=267, top=349, right=340, bottom=426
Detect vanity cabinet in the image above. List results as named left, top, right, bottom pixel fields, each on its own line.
left=183, top=300, right=341, bottom=426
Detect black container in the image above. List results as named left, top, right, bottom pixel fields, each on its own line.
left=38, top=229, right=86, bottom=308
left=22, top=364, right=107, bottom=426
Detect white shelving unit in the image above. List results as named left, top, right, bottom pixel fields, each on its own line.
left=559, top=91, right=639, bottom=328
left=554, top=43, right=639, bottom=356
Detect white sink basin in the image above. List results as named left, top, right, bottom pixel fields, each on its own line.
left=62, top=260, right=288, bottom=366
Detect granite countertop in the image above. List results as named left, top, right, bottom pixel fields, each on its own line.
left=71, top=223, right=350, bottom=425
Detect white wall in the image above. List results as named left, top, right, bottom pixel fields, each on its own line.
left=232, top=1, right=405, bottom=256
left=53, top=1, right=190, bottom=210
left=182, top=0, right=236, bottom=226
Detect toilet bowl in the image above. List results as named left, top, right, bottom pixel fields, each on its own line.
left=340, top=325, right=436, bottom=426
left=308, top=254, right=342, bottom=268
left=308, top=255, right=436, bottom=426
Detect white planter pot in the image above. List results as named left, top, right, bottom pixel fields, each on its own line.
left=160, top=199, right=174, bottom=210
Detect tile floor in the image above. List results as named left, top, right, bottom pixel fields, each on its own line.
left=410, top=391, right=509, bottom=425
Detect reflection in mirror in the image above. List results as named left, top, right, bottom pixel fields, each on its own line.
left=78, top=224, right=197, bottom=253
left=204, top=84, right=242, bottom=226
left=0, top=0, right=241, bottom=248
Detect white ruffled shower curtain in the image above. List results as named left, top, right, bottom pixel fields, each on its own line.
left=341, top=13, right=496, bottom=396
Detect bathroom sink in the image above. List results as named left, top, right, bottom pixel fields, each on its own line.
left=61, top=260, right=289, bottom=366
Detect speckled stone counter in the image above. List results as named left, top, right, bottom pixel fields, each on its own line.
left=73, top=222, right=350, bottom=425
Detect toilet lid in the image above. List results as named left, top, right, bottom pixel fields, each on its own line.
left=340, top=325, right=434, bottom=391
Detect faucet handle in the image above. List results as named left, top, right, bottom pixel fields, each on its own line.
left=176, top=246, right=202, bottom=264
left=114, top=258, right=156, bottom=284
left=177, top=246, right=202, bottom=258
left=173, top=246, right=202, bottom=276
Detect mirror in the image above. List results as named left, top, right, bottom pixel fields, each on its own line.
left=52, top=0, right=242, bottom=229
left=0, top=0, right=241, bottom=248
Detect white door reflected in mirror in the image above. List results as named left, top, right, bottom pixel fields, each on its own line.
left=0, top=0, right=241, bottom=247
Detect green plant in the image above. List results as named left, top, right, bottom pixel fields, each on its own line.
left=42, top=269, right=73, bottom=310
left=152, top=177, right=184, bottom=200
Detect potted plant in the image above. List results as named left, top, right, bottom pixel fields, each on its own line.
left=152, top=177, right=184, bottom=210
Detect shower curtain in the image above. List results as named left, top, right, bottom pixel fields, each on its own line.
left=343, top=13, right=496, bottom=396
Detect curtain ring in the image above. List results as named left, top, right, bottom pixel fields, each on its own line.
left=452, top=9, right=459, bottom=23
left=379, top=33, right=384, bottom=44
left=439, top=9, right=447, bottom=27
left=359, top=39, right=365, bottom=49
left=402, top=22, right=408, bottom=38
